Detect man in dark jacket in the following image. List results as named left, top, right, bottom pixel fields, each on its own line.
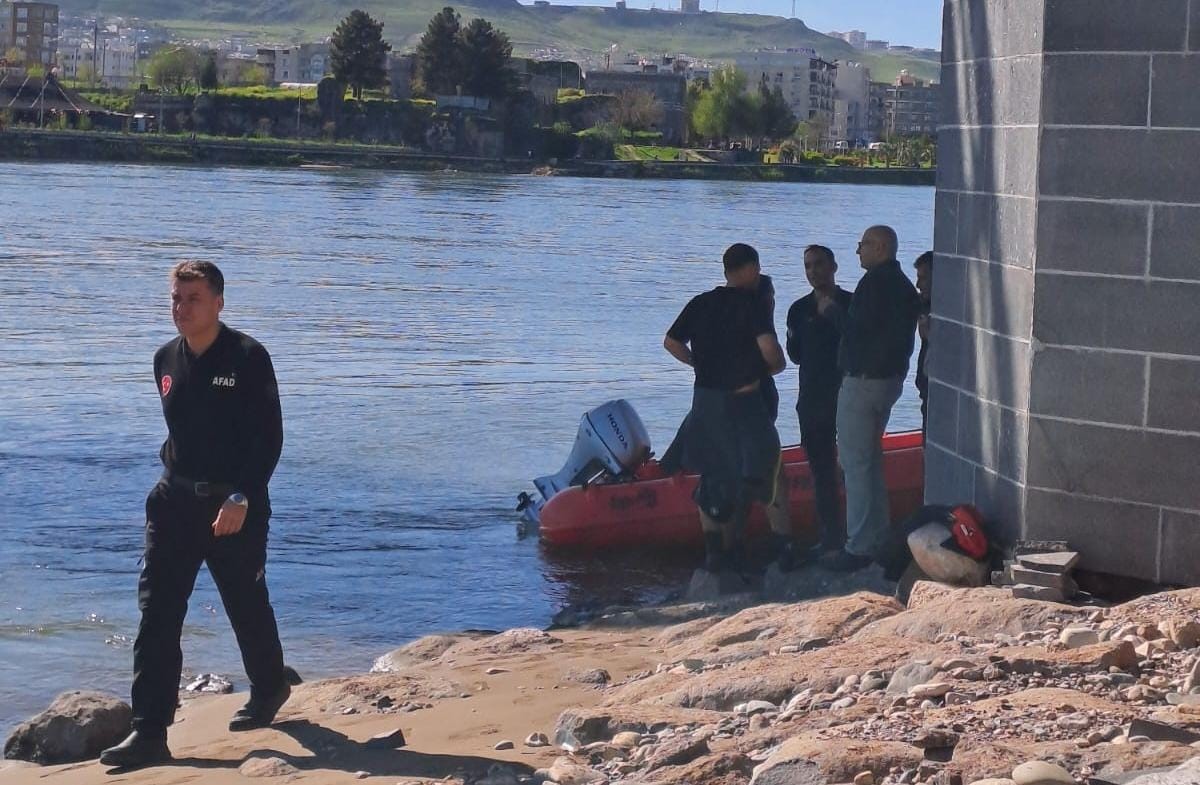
left=818, top=226, right=921, bottom=571
left=780, top=245, right=853, bottom=570
left=101, top=261, right=290, bottom=768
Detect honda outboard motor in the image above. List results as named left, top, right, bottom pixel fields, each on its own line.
left=517, top=400, right=652, bottom=535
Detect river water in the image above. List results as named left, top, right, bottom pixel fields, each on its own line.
left=0, top=163, right=932, bottom=732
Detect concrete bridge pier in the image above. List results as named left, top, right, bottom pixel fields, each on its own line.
left=929, top=0, right=1200, bottom=584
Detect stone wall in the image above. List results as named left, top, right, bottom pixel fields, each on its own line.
left=930, top=0, right=1200, bottom=585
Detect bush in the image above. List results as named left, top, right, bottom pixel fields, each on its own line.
left=832, top=154, right=859, bottom=167
left=801, top=151, right=829, bottom=165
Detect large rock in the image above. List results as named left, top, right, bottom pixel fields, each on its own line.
left=544, top=757, right=606, bottom=785
left=371, top=632, right=492, bottom=672
left=907, top=523, right=989, bottom=587
left=3, top=691, right=131, bottom=764
left=1125, top=756, right=1200, bottom=784
left=887, top=663, right=940, bottom=694
left=751, top=736, right=921, bottom=784
left=554, top=706, right=719, bottom=748
left=1010, top=760, right=1073, bottom=784
left=750, top=756, right=826, bottom=785
left=239, top=756, right=300, bottom=778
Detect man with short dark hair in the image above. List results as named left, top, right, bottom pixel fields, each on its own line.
left=818, top=226, right=920, bottom=571
left=914, top=251, right=934, bottom=434
left=101, top=261, right=290, bottom=768
left=781, top=244, right=853, bottom=569
left=664, top=244, right=787, bottom=573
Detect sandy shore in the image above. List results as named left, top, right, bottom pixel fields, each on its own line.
left=5, top=580, right=1200, bottom=785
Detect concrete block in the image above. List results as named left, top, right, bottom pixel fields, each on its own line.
left=1027, top=416, right=1200, bottom=510
left=974, top=466, right=1024, bottom=544
left=938, top=126, right=997, bottom=194
left=1043, top=54, right=1150, bottom=127
left=1033, top=273, right=1200, bottom=357
left=1043, top=0, right=1188, bottom=53
left=1148, top=358, right=1200, bottom=433
left=1160, top=509, right=1200, bottom=585
left=932, top=252, right=966, bottom=323
left=924, top=443, right=975, bottom=506
left=956, top=192, right=993, bottom=262
left=1024, top=489, right=1161, bottom=580
left=958, top=392, right=985, bottom=466
left=1193, top=0, right=1200, bottom=52
left=972, top=328, right=1031, bottom=412
left=927, top=318, right=975, bottom=392
left=933, top=191, right=959, bottom=258
left=991, top=194, right=1037, bottom=270
left=1037, top=199, right=1149, bottom=276
left=1041, top=127, right=1200, bottom=203
left=1011, top=566, right=1078, bottom=594
left=958, top=395, right=1029, bottom=483
left=1152, top=55, right=1200, bottom=127
left=964, top=258, right=1034, bottom=340
left=926, top=381, right=960, bottom=453
left=1030, top=346, right=1148, bottom=426
left=1011, top=584, right=1067, bottom=602
left=1150, top=205, right=1200, bottom=281
left=943, top=0, right=1047, bottom=63
left=999, top=126, right=1040, bottom=197
left=1016, top=550, right=1081, bottom=572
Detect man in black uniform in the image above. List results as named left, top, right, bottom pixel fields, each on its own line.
left=663, top=244, right=787, bottom=572
left=783, top=245, right=853, bottom=567
left=101, top=261, right=290, bottom=768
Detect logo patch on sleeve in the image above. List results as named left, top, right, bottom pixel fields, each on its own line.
left=160, top=375, right=173, bottom=397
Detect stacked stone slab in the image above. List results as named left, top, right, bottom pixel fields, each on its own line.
left=929, top=0, right=1200, bottom=585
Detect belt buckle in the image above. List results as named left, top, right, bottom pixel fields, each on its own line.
left=194, top=481, right=211, bottom=497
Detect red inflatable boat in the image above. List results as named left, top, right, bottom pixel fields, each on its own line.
left=537, top=431, right=925, bottom=550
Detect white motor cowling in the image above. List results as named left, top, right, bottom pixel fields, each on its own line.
left=534, top=399, right=652, bottom=500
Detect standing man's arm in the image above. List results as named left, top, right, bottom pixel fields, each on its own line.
left=785, top=300, right=804, bottom=366
left=758, top=333, right=786, bottom=376
left=665, top=299, right=695, bottom=368
left=664, top=336, right=693, bottom=367
left=212, top=345, right=284, bottom=537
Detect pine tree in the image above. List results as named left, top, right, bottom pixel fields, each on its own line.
left=330, top=9, right=392, bottom=100
left=458, top=17, right=516, bottom=99
left=416, top=6, right=463, bottom=96
left=199, top=52, right=219, bottom=91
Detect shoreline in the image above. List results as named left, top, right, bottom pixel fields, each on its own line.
left=0, top=129, right=936, bottom=185
left=5, top=578, right=1200, bottom=784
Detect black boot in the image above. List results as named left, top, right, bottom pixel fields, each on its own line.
left=229, top=683, right=291, bottom=732
left=702, top=531, right=725, bottom=573
left=99, top=729, right=171, bottom=769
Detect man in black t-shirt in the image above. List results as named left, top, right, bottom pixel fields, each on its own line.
left=101, top=262, right=290, bottom=769
left=664, top=244, right=787, bottom=572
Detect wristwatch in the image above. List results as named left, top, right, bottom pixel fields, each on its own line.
left=228, top=493, right=249, bottom=509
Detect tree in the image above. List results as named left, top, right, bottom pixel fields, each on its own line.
left=147, top=46, right=202, bottom=94
left=74, top=62, right=96, bottom=87
left=690, top=65, right=753, bottom=144
left=757, top=77, right=796, bottom=142
left=330, top=9, right=391, bottom=100
left=458, top=17, right=516, bottom=99
left=235, top=62, right=270, bottom=87
left=416, top=6, right=463, bottom=96
left=199, top=52, right=219, bottom=90
left=4, top=46, right=26, bottom=67
left=610, top=89, right=664, bottom=133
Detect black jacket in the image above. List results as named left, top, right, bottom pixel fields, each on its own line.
left=786, top=286, right=853, bottom=415
left=833, top=259, right=921, bottom=379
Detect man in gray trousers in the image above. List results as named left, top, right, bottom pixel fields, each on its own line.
left=817, top=225, right=920, bottom=571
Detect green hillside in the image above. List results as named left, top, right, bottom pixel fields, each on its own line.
left=59, top=0, right=940, bottom=82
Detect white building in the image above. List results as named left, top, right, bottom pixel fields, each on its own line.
left=58, top=33, right=137, bottom=87
left=256, top=43, right=328, bottom=85
left=832, top=60, right=871, bottom=146
left=735, top=48, right=837, bottom=130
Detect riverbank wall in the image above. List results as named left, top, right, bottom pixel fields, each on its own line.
left=0, top=129, right=935, bottom=185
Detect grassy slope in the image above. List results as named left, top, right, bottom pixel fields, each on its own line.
left=58, top=0, right=939, bottom=82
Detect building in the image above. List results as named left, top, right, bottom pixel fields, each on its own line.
left=0, top=3, right=11, bottom=56
left=583, top=69, right=688, bottom=144
left=9, top=2, right=59, bottom=67
left=256, top=42, right=329, bottom=85
left=865, top=39, right=889, bottom=51
left=867, top=80, right=888, bottom=141
left=884, top=71, right=939, bottom=137
left=680, top=0, right=700, bottom=12
left=735, top=49, right=837, bottom=132
left=831, top=60, right=870, bottom=146
left=59, top=32, right=137, bottom=87
left=388, top=52, right=414, bottom=99
left=828, top=29, right=866, bottom=49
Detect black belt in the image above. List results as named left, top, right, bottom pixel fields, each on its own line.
left=161, top=473, right=236, bottom=499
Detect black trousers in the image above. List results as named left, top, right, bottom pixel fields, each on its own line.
left=131, top=483, right=285, bottom=732
left=799, top=401, right=843, bottom=551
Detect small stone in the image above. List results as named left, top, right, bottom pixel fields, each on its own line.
left=854, top=772, right=876, bottom=785
left=611, top=732, right=641, bottom=749
left=1162, top=620, right=1200, bottom=649
left=1059, top=628, right=1100, bottom=649
left=735, top=700, right=777, bottom=715
left=494, top=740, right=514, bottom=750
left=831, top=696, right=857, bottom=710
left=525, top=732, right=550, bottom=747
left=486, top=667, right=509, bottom=675
left=1015, top=551, right=1080, bottom=573
left=365, top=728, right=407, bottom=749
left=908, top=682, right=952, bottom=700
left=239, top=757, right=300, bottom=778
left=779, top=645, right=801, bottom=654
left=1011, top=760, right=1073, bottom=784
left=354, top=772, right=368, bottom=780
